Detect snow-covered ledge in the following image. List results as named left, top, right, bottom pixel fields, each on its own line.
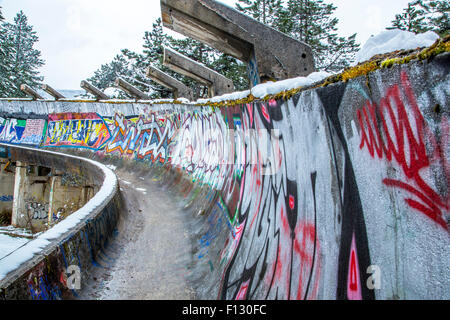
left=0, top=144, right=118, bottom=293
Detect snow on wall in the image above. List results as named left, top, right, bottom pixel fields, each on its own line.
left=0, top=54, right=448, bottom=300
left=0, top=144, right=120, bottom=299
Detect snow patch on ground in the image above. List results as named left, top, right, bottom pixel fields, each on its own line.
left=355, top=30, right=439, bottom=64
left=0, top=234, right=30, bottom=260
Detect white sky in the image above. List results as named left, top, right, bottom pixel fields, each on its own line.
left=0, top=0, right=412, bottom=90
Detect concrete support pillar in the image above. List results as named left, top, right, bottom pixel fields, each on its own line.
left=0, top=158, right=14, bottom=220
left=163, top=47, right=234, bottom=97
left=114, top=77, right=150, bottom=100
left=20, top=84, right=44, bottom=100
left=146, top=66, right=194, bottom=100
left=160, top=0, right=316, bottom=86
left=42, top=84, right=65, bottom=100
left=80, top=81, right=110, bottom=100
left=47, top=175, right=58, bottom=224
left=11, top=161, right=28, bottom=228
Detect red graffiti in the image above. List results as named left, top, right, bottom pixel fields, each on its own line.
left=357, top=71, right=449, bottom=230
left=349, top=252, right=358, bottom=291
left=260, top=103, right=270, bottom=122
left=347, top=234, right=362, bottom=300
left=269, top=208, right=321, bottom=300
left=235, top=280, right=250, bottom=300
left=289, top=195, right=295, bottom=210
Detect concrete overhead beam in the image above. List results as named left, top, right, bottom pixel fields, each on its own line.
left=41, top=84, right=65, bottom=100
left=163, top=47, right=234, bottom=97
left=160, top=0, right=316, bottom=86
left=80, top=81, right=110, bottom=100
left=114, top=77, right=150, bottom=100
left=20, top=84, right=44, bottom=100
left=146, top=66, right=194, bottom=100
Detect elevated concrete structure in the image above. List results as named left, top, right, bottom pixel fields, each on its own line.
left=0, top=45, right=448, bottom=301
left=146, top=66, right=194, bottom=100
left=160, top=0, right=316, bottom=86
left=163, top=47, right=234, bottom=97
left=8, top=159, right=95, bottom=232
left=80, top=80, right=110, bottom=100
left=0, top=144, right=120, bottom=300
left=114, top=77, right=150, bottom=100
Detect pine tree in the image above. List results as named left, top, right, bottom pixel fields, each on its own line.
left=388, top=0, right=449, bottom=36
left=0, top=8, right=15, bottom=96
left=0, top=11, right=44, bottom=98
left=87, top=19, right=172, bottom=99
left=424, top=0, right=449, bottom=36
left=236, top=0, right=283, bottom=25
left=87, top=17, right=248, bottom=100
left=86, top=54, right=132, bottom=99
left=255, top=0, right=359, bottom=72
left=387, top=0, right=431, bottom=33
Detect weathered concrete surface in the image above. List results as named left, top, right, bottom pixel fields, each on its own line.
left=0, top=145, right=120, bottom=300
left=41, top=85, right=65, bottom=100
left=20, top=85, right=44, bottom=100
left=0, top=157, right=14, bottom=219
left=78, top=166, right=196, bottom=299
left=0, top=52, right=448, bottom=300
left=80, top=81, right=109, bottom=100
left=147, top=66, right=194, bottom=100
left=160, top=0, right=316, bottom=85
left=163, top=47, right=234, bottom=97
left=114, top=77, right=150, bottom=100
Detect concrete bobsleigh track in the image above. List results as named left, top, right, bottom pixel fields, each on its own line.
left=0, top=45, right=448, bottom=300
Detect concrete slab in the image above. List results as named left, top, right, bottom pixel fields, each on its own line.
left=160, top=0, right=316, bottom=85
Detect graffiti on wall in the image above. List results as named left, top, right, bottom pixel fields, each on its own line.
left=105, top=113, right=175, bottom=163
left=357, top=71, right=449, bottom=230
left=44, top=113, right=111, bottom=150
left=203, top=92, right=374, bottom=300
left=1, top=56, right=448, bottom=300
left=0, top=117, right=46, bottom=146
left=0, top=195, right=13, bottom=202
left=27, top=201, right=49, bottom=220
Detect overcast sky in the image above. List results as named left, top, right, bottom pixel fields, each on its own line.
left=0, top=0, right=413, bottom=90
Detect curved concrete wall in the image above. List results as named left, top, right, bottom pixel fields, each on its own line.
left=0, top=52, right=448, bottom=300
left=0, top=144, right=120, bottom=299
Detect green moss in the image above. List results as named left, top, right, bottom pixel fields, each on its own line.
left=340, top=61, right=380, bottom=82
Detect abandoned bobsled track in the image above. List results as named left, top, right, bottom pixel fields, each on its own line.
left=0, top=46, right=448, bottom=300
left=78, top=166, right=197, bottom=300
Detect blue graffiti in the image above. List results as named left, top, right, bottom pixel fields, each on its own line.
left=0, top=195, right=13, bottom=202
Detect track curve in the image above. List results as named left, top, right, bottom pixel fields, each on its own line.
left=78, top=167, right=196, bottom=300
